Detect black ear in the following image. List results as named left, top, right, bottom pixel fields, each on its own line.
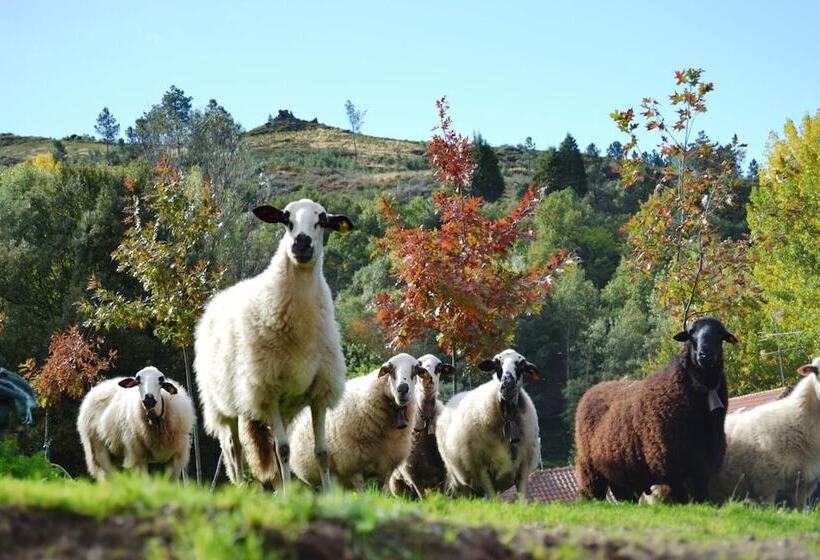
left=253, top=205, right=289, bottom=225
left=118, top=378, right=139, bottom=389
left=322, top=213, right=354, bottom=233
left=161, top=382, right=178, bottom=395
left=414, top=364, right=429, bottom=379
left=521, top=360, right=540, bottom=380
left=673, top=331, right=690, bottom=342
left=477, top=360, right=496, bottom=372
left=379, top=363, right=393, bottom=377
left=724, top=332, right=738, bottom=344
left=436, top=363, right=455, bottom=378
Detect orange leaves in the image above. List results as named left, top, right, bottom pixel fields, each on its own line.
left=376, top=97, right=571, bottom=363
left=21, top=325, right=116, bottom=407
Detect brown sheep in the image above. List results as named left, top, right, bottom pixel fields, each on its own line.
left=575, top=317, right=737, bottom=503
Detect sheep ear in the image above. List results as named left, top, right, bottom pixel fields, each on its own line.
left=797, top=364, right=819, bottom=376
left=414, top=364, right=429, bottom=379
left=436, top=363, right=455, bottom=378
left=724, top=332, right=738, bottom=344
left=253, top=205, right=289, bottom=225
left=477, top=360, right=496, bottom=372
left=161, top=382, right=178, bottom=395
left=378, top=364, right=393, bottom=377
left=522, top=361, right=540, bottom=380
left=322, top=213, right=354, bottom=233
left=672, top=331, right=690, bottom=342
left=118, top=378, right=139, bottom=389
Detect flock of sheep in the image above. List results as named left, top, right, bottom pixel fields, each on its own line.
left=76, top=198, right=820, bottom=508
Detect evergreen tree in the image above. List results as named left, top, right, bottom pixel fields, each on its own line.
left=533, top=147, right=560, bottom=191
left=469, top=134, right=505, bottom=201
left=606, top=141, right=624, bottom=159
left=585, top=142, right=600, bottom=157
left=94, top=107, right=120, bottom=154
left=557, top=134, right=588, bottom=196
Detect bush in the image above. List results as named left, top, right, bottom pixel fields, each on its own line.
left=0, top=437, right=63, bottom=480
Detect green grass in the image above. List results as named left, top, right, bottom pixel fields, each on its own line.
left=0, top=134, right=102, bottom=161
left=1, top=475, right=818, bottom=559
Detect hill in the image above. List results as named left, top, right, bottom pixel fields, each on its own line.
left=0, top=133, right=102, bottom=165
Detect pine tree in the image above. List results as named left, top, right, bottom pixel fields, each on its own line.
left=469, top=134, right=505, bottom=201
left=94, top=107, right=120, bottom=154
left=558, top=134, right=588, bottom=196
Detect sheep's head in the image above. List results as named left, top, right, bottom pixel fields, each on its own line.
left=798, top=357, right=820, bottom=401
left=478, top=349, right=539, bottom=403
left=118, top=366, right=177, bottom=420
left=379, top=353, right=425, bottom=416
left=673, top=317, right=737, bottom=373
left=253, top=199, right=353, bottom=268
left=416, top=354, right=454, bottom=400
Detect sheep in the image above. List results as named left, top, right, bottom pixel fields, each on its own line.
left=436, top=349, right=540, bottom=500
left=285, top=352, right=423, bottom=490
left=575, top=317, right=737, bottom=503
left=388, top=354, right=454, bottom=498
left=77, top=366, right=194, bottom=480
left=708, top=356, right=820, bottom=508
left=194, top=199, right=353, bottom=488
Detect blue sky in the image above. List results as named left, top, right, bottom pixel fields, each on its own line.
left=2, top=0, right=818, bottom=164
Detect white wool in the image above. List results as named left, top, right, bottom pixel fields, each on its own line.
left=194, top=199, right=347, bottom=484
left=709, top=358, right=820, bottom=507
left=436, top=349, right=539, bottom=499
left=288, top=353, right=419, bottom=489
left=77, top=368, right=195, bottom=480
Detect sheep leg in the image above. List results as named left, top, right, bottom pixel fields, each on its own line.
left=516, top=469, right=529, bottom=502
left=89, top=440, right=114, bottom=481
left=576, top=461, right=607, bottom=500
left=219, top=420, right=244, bottom=484
left=479, top=470, right=496, bottom=499
left=310, top=403, right=331, bottom=489
left=269, top=402, right=291, bottom=491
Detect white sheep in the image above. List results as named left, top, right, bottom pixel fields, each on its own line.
left=77, top=366, right=194, bottom=480
left=708, top=356, right=820, bottom=508
left=194, top=199, right=352, bottom=488
left=388, top=354, right=453, bottom=498
left=287, top=352, right=423, bottom=490
left=436, top=349, right=540, bottom=500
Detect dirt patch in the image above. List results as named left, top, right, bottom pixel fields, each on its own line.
left=0, top=507, right=159, bottom=560
left=0, top=507, right=817, bottom=559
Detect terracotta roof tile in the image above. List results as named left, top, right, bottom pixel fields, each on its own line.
left=502, top=466, right=579, bottom=502
left=727, top=386, right=790, bottom=414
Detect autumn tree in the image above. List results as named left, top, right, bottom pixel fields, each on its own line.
left=611, top=69, right=755, bottom=331
left=345, top=100, right=367, bottom=162
left=375, top=97, right=571, bottom=383
left=82, top=159, right=223, bottom=483
left=20, top=325, right=115, bottom=461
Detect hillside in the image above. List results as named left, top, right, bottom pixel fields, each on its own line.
left=0, top=111, right=535, bottom=199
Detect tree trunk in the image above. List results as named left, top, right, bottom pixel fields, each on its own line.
left=451, top=352, right=457, bottom=394
left=42, top=408, right=50, bottom=462
left=182, top=346, right=202, bottom=485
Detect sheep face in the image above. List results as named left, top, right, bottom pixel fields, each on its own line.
left=252, top=199, right=353, bottom=267
left=478, top=349, right=539, bottom=403
left=798, top=357, right=820, bottom=401
left=673, top=317, right=738, bottom=373
left=416, top=354, right=454, bottom=398
left=118, top=366, right=178, bottom=419
left=379, top=353, right=425, bottom=408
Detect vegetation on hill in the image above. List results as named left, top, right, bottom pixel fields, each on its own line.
left=0, top=75, right=818, bottom=478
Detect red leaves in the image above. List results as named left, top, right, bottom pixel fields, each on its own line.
left=21, top=325, right=116, bottom=407
left=427, top=97, right=476, bottom=194
left=375, top=99, right=571, bottom=364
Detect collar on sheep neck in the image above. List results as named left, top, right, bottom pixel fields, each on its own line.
left=414, top=391, right=438, bottom=435
left=146, top=397, right=166, bottom=433
left=390, top=401, right=410, bottom=429
left=498, top=394, right=522, bottom=460
left=681, top=346, right=725, bottom=413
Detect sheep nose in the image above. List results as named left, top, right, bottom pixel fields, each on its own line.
left=397, top=383, right=409, bottom=395
left=293, top=233, right=311, bottom=247
left=143, top=394, right=157, bottom=409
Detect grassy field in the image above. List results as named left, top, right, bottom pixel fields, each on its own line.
left=1, top=475, right=818, bottom=559
left=0, top=133, right=102, bottom=162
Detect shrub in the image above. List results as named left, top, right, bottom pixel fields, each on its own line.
left=0, top=437, right=63, bottom=480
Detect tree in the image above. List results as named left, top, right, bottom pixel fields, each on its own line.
left=606, top=141, right=624, bottom=160
left=533, top=147, right=559, bottom=191
left=162, top=86, right=193, bottom=157
left=747, top=112, right=820, bottom=381
left=51, top=139, right=66, bottom=162
left=344, top=100, right=367, bottom=162
left=557, top=134, right=588, bottom=196
left=469, top=134, right=505, bottom=201
left=585, top=143, right=600, bottom=157
left=188, top=99, right=250, bottom=197
left=95, top=107, right=120, bottom=155
left=128, top=86, right=193, bottom=161
left=375, top=97, right=571, bottom=373
left=82, top=160, right=224, bottom=484
left=20, top=325, right=115, bottom=461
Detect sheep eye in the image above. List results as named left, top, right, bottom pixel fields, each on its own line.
left=159, top=377, right=165, bottom=383
left=135, top=376, right=141, bottom=383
